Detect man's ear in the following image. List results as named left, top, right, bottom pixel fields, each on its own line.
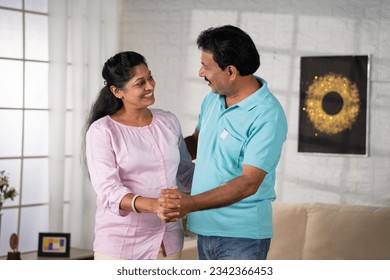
left=227, top=65, right=237, bottom=79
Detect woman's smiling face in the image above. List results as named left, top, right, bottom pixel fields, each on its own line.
left=116, top=63, right=156, bottom=109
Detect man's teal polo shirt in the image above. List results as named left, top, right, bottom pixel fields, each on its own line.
left=187, top=77, right=287, bottom=239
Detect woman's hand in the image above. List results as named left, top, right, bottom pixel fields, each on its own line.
left=157, top=186, right=182, bottom=222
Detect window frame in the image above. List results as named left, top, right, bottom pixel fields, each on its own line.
left=0, top=1, right=50, bottom=256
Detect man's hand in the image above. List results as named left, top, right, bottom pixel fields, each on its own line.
left=158, top=188, right=191, bottom=221
left=184, top=129, right=199, bottom=160
left=156, top=186, right=182, bottom=223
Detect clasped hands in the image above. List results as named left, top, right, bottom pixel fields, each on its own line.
left=156, top=186, right=189, bottom=223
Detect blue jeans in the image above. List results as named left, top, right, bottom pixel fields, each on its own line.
left=197, top=234, right=271, bottom=260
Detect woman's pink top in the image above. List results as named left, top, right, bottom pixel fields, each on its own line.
left=86, top=108, right=194, bottom=259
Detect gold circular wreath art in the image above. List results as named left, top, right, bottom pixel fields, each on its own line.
left=303, top=73, right=360, bottom=135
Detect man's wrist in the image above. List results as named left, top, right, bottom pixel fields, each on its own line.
left=186, top=195, right=199, bottom=213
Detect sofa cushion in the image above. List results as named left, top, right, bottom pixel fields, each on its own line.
left=268, top=202, right=310, bottom=260
left=303, top=203, right=390, bottom=259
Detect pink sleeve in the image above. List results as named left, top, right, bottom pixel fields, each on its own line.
left=86, top=122, right=131, bottom=216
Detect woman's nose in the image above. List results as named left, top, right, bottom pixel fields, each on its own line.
left=145, top=80, right=155, bottom=90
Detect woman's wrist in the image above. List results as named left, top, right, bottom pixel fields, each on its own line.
left=133, top=197, right=159, bottom=214
left=131, top=194, right=141, bottom=213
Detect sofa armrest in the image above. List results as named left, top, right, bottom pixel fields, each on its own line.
left=268, top=202, right=310, bottom=260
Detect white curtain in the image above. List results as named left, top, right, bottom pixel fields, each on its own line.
left=48, top=0, right=120, bottom=249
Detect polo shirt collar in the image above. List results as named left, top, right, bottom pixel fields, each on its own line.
left=218, top=76, right=269, bottom=111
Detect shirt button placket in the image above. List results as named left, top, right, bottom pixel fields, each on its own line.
left=147, top=128, right=168, bottom=187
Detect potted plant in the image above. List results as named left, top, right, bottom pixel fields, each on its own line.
left=0, top=170, right=18, bottom=211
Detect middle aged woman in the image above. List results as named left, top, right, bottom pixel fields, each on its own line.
left=84, top=51, right=194, bottom=260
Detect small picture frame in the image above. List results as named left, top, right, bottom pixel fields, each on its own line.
left=38, top=232, right=71, bottom=257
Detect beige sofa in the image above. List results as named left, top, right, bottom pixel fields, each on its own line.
left=181, top=202, right=390, bottom=260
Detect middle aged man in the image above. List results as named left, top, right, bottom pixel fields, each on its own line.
left=160, top=24, right=288, bottom=260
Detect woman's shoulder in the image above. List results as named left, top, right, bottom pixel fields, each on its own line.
left=87, top=116, right=118, bottom=138
left=150, top=108, right=181, bottom=133
left=151, top=108, right=178, bottom=122
left=89, top=115, right=112, bottom=129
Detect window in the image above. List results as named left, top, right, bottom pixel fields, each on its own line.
left=0, top=0, right=49, bottom=255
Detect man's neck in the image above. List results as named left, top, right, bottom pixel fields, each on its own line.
left=225, top=75, right=261, bottom=108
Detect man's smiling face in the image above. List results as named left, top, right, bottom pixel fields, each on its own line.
left=198, top=50, right=230, bottom=95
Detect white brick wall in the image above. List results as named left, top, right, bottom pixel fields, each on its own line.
left=120, top=0, right=390, bottom=206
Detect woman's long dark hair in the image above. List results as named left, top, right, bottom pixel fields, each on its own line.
left=82, top=51, right=148, bottom=174
left=85, top=51, right=148, bottom=130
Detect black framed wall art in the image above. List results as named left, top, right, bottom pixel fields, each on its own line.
left=298, top=55, right=369, bottom=155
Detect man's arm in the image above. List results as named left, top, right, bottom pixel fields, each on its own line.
left=184, top=129, right=199, bottom=160
left=160, top=164, right=267, bottom=218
